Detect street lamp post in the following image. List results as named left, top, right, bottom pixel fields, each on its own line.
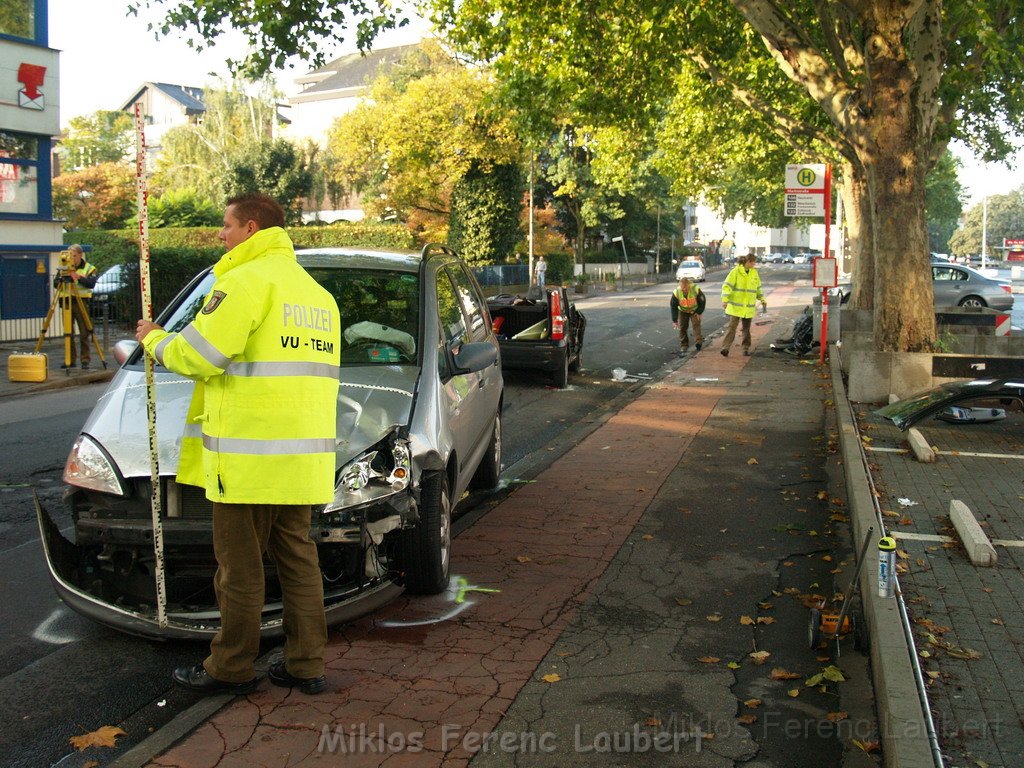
left=981, top=196, right=988, bottom=270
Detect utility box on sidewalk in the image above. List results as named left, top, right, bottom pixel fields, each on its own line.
left=812, top=294, right=841, bottom=344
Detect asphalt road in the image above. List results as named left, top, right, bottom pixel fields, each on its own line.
left=0, top=268, right=791, bottom=767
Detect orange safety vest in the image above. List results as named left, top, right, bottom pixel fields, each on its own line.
left=674, top=286, right=699, bottom=312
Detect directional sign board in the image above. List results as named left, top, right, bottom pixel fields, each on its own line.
left=784, top=163, right=826, bottom=217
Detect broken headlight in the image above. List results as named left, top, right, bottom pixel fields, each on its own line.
left=63, top=434, right=126, bottom=496
left=327, top=436, right=411, bottom=512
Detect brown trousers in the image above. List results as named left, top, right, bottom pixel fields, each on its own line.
left=677, top=312, right=703, bottom=350
left=722, top=315, right=753, bottom=350
left=204, top=503, right=327, bottom=683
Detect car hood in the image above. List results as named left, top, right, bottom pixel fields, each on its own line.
left=874, top=378, right=1024, bottom=431
left=82, top=365, right=419, bottom=478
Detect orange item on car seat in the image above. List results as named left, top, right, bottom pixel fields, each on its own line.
left=492, top=316, right=505, bottom=334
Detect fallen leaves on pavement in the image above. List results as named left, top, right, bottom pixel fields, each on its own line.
left=770, top=668, right=801, bottom=681
left=542, top=673, right=561, bottom=683
left=69, top=726, right=126, bottom=751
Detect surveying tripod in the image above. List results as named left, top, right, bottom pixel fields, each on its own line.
left=33, top=270, right=107, bottom=375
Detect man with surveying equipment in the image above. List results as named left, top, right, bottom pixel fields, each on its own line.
left=53, top=244, right=98, bottom=369
left=136, top=193, right=340, bottom=697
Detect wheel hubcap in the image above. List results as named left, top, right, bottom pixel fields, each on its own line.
left=439, top=487, right=451, bottom=575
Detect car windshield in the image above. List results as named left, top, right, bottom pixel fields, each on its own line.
left=681, top=261, right=701, bottom=268
left=310, top=267, right=420, bottom=365
left=150, top=267, right=421, bottom=366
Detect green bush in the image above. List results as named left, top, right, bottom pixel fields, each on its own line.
left=68, top=223, right=416, bottom=325
left=543, top=252, right=575, bottom=284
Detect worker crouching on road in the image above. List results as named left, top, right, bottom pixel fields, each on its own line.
left=720, top=254, right=767, bottom=357
left=136, top=193, right=341, bottom=697
left=671, top=277, right=705, bottom=354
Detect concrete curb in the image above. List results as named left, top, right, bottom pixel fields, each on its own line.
left=906, top=428, right=936, bottom=463
left=829, top=350, right=938, bottom=768
left=949, top=499, right=998, bottom=566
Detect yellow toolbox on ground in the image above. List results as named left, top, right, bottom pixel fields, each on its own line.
left=8, top=353, right=48, bottom=383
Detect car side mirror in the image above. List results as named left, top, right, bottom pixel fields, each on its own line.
left=451, top=341, right=498, bottom=375
left=113, top=339, right=139, bottom=365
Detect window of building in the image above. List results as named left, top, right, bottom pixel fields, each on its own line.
left=0, top=0, right=36, bottom=40
left=0, top=131, right=42, bottom=216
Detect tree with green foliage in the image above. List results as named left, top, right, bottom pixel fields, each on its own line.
left=138, top=0, right=1024, bottom=351
left=152, top=80, right=283, bottom=203
left=53, top=163, right=136, bottom=230
left=325, top=48, right=521, bottom=231
left=60, top=110, right=134, bottom=171
left=949, top=188, right=1024, bottom=258
left=432, top=0, right=1024, bottom=352
left=925, top=152, right=964, bottom=255
left=448, top=161, right=523, bottom=265
left=225, top=139, right=314, bottom=224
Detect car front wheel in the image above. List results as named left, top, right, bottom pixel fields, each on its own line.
left=401, top=471, right=451, bottom=595
left=958, top=295, right=986, bottom=308
left=470, top=412, right=501, bottom=490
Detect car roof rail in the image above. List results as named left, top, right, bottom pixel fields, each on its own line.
left=421, top=243, right=459, bottom=261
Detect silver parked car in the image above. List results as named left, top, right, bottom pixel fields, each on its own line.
left=38, top=245, right=504, bottom=639
left=675, top=260, right=706, bottom=282
left=930, top=262, right=1014, bottom=310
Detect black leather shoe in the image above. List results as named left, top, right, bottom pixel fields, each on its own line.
left=720, top=348, right=729, bottom=357
left=695, top=342, right=703, bottom=351
left=80, top=362, right=90, bottom=370
left=269, top=661, right=327, bottom=694
left=172, top=664, right=258, bottom=696
left=742, top=349, right=751, bottom=356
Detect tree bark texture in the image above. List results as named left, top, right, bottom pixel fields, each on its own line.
left=840, top=161, right=873, bottom=311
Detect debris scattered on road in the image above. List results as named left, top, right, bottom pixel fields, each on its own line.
left=897, top=498, right=919, bottom=507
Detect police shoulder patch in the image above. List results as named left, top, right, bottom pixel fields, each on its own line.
left=202, top=290, right=227, bottom=315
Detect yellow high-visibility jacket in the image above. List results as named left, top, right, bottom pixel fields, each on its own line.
left=142, top=227, right=340, bottom=504
left=722, top=264, right=764, bottom=319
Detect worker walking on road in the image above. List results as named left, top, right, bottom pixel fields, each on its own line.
left=720, top=254, right=766, bottom=357
left=136, top=193, right=340, bottom=697
left=671, top=277, right=705, bottom=354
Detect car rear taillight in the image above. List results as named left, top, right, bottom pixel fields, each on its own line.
left=1001, top=284, right=1012, bottom=295
left=550, top=290, right=565, bottom=340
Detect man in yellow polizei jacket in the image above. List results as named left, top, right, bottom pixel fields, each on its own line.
left=136, top=193, right=340, bottom=697
left=720, top=254, right=767, bottom=357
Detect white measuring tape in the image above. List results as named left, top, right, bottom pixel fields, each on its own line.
left=135, top=104, right=167, bottom=629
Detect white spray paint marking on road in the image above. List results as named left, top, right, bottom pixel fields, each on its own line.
left=32, top=607, right=79, bottom=645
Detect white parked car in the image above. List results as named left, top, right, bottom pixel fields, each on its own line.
left=675, top=260, right=706, bottom=282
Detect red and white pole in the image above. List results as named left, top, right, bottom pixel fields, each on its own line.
left=819, top=164, right=832, bottom=365
left=134, top=104, right=167, bottom=628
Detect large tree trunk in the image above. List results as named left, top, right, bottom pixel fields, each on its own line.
left=841, top=160, right=873, bottom=311
left=861, top=22, right=936, bottom=352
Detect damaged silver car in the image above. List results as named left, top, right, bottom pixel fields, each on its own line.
left=37, top=245, right=504, bottom=639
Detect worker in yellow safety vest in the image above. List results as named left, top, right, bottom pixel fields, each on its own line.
left=136, top=193, right=340, bottom=697
left=56, top=244, right=98, bottom=369
left=670, top=277, right=705, bottom=354
left=720, top=254, right=767, bottom=357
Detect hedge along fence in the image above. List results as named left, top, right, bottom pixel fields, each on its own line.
left=67, top=223, right=416, bottom=325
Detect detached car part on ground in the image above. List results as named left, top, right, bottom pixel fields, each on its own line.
left=875, top=379, right=1024, bottom=431
left=38, top=245, right=504, bottom=639
left=486, top=287, right=585, bottom=388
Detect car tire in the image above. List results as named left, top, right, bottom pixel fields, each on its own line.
left=569, top=346, right=583, bottom=373
left=401, top=471, right=451, bottom=595
left=552, top=351, right=569, bottom=388
left=470, top=413, right=501, bottom=491
left=958, top=295, right=986, bottom=308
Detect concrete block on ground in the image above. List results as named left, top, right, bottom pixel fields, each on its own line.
left=889, top=393, right=901, bottom=404
left=907, top=428, right=936, bottom=463
left=848, top=351, right=891, bottom=403
left=889, top=353, right=933, bottom=401
left=975, top=335, right=1010, bottom=356
left=949, top=499, right=997, bottom=566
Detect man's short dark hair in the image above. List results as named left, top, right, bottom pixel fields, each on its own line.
left=226, top=193, right=286, bottom=230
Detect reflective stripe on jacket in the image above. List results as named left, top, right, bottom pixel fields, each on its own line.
left=142, top=227, right=341, bottom=505
left=722, top=265, right=764, bottom=319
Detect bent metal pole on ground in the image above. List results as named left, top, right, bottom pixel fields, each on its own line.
left=135, top=103, right=168, bottom=629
